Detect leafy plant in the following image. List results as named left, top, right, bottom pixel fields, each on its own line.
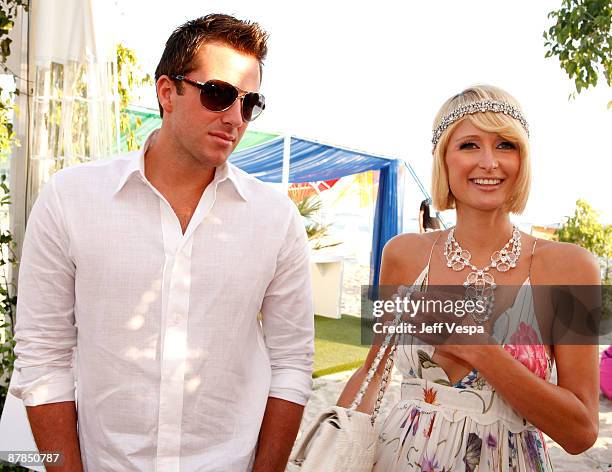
left=555, top=199, right=611, bottom=279
left=0, top=0, right=28, bottom=66
left=0, top=3, right=27, bottom=471
left=0, top=87, right=17, bottom=164
left=0, top=174, right=17, bottom=416
left=117, top=44, right=153, bottom=151
left=0, top=0, right=27, bottom=163
left=543, top=0, right=612, bottom=103
left=294, top=194, right=341, bottom=250
left=0, top=0, right=25, bottom=417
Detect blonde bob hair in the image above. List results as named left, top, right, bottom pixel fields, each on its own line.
left=431, top=85, right=531, bottom=214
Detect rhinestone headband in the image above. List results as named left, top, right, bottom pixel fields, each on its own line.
left=432, top=99, right=530, bottom=149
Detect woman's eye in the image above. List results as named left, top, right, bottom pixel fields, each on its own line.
left=498, top=141, right=516, bottom=150
left=459, top=142, right=477, bottom=150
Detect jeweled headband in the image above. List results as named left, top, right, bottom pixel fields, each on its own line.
left=431, top=99, right=530, bottom=149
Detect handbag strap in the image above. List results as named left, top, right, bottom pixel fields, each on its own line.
left=349, top=286, right=415, bottom=424
left=371, top=343, right=396, bottom=422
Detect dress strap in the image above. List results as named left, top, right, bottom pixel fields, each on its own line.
left=527, top=238, right=538, bottom=281
left=423, top=231, right=444, bottom=287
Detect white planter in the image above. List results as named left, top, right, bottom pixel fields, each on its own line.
left=310, top=255, right=344, bottom=319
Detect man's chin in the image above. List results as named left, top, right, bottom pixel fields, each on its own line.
left=197, top=153, right=231, bottom=169
left=201, top=143, right=236, bottom=167
left=216, top=151, right=233, bottom=164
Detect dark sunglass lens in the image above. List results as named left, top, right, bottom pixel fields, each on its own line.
left=200, top=80, right=238, bottom=111
left=242, top=93, right=265, bottom=122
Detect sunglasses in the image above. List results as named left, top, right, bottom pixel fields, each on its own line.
left=171, top=75, right=265, bottom=122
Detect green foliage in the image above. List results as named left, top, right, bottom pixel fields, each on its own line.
left=0, top=174, right=16, bottom=416
left=555, top=199, right=611, bottom=279
left=555, top=199, right=605, bottom=251
left=604, top=225, right=612, bottom=281
left=117, top=44, right=153, bottom=151
left=295, top=194, right=325, bottom=240
left=0, top=87, right=17, bottom=164
left=0, top=0, right=28, bottom=68
left=0, top=459, right=28, bottom=471
left=543, top=0, right=612, bottom=99
left=0, top=0, right=25, bottom=420
left=0, top=0, right=26, bottom=163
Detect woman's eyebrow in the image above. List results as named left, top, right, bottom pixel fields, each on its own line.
left=453, top=134, right=480, bottom=144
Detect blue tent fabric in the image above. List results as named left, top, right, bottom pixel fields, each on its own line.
left=230, top=137, right=395, bottom=183
left=229, top=137, right=286, bottom=180
left=229, top=136, right=426, bottom=290
left=370, top=159, right=402, bottom=288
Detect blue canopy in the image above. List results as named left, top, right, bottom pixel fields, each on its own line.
left=230, top=136, right=428, bottom=287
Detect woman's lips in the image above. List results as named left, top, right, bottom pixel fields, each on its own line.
left=469, top=178, right=504, bottom=190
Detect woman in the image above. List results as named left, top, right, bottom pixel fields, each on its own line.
left=418, top=198, right=441, bottom=233
left=337, top=85, right=600, bottom=471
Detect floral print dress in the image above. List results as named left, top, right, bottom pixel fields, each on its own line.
left=373, top=268, right=555, bottom=472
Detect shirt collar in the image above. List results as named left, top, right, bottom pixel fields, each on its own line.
left=113, top=129, right=248, bottom=202
left=216, top=160, right=248, bottom=201
left=113, top=131, right=152, bottom=195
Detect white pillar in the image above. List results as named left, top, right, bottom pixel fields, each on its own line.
left=282, top=134, right=291, bottom=194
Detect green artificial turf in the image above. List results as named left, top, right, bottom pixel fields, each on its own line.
left=313, top=314, right=370, bottom=378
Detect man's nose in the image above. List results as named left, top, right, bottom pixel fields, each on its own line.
left=221, top=99, right=244, bottom=127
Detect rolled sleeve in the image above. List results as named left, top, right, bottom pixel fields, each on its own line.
left=10, top=175, right=77, bottom=406
left=261, top=205, right=314, bottom=406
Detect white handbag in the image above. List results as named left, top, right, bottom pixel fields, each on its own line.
left=287, top=287, right=412, bottom=472
left=286, top=405, right=379, bottom=472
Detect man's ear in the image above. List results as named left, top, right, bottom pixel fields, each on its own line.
left=157, top=76, right=175, bottom=114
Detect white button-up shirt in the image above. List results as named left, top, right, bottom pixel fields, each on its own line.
left=11, top=131, right=314, bottom=471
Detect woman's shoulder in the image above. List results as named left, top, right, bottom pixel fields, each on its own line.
left=384, top=230, right=445, bottom=257
left=381, top=230, right=447, bottom=285
left=532, top=238, right=600, bottom=285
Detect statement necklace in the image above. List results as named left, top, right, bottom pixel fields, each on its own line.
left=444, top=225, right=521, bottom=323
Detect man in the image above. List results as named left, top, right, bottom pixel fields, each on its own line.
left=11, top=14, right=314, bottom=472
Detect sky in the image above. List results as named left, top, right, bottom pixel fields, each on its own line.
left=114, top=0, right=611, bottom=225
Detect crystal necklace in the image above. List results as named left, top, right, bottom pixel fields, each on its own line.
left=444, top=225, right=521, bottom=323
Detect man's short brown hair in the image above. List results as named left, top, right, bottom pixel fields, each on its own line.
left=154, top=13, right=269, bottom=116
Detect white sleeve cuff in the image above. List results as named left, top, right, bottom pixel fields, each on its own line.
left=268, top=367, right=313, bottom=406
left=9, top=368, right=76, bottom=407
